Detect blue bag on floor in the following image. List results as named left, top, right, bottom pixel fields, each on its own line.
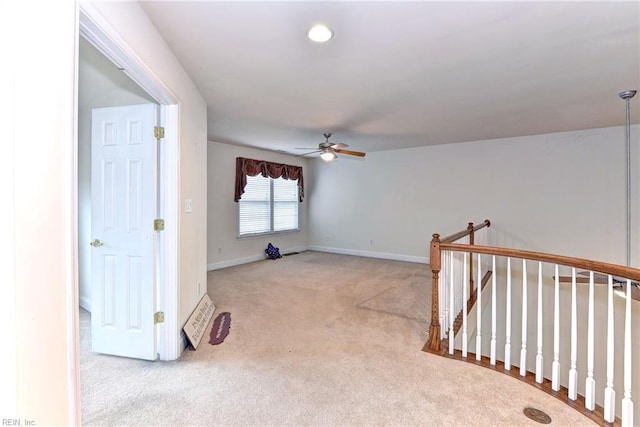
left=265, top=242, right=282, bottom=260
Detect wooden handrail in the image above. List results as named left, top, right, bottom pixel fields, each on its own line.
left=440, top=242, right=640, bottom=282
left=440, top=219, right=491, bottom=243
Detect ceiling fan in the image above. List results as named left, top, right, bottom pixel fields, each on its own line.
left=296, top=133, right=366, bottom=162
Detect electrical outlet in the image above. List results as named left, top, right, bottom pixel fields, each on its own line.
left=325, top=235, right=331, bottom=241
left=370, top=239, right=374, bottom=245
left=185, top=199, right=192, bottom=213
left=218, top=247, right=222, bottom=254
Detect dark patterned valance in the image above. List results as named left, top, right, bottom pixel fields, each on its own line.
left=234, top=157, right=304, bottom=202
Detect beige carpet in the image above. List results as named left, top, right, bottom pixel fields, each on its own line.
left=80, top=251, right=594, bottom=426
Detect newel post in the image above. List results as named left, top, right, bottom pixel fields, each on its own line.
left=427, top=233, right=442, bottom=352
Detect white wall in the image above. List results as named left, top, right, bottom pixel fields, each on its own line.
left=77, top=37, right=156, bottom=311
left=1, top=0, right=78, bottom=424
left=309, top=125, right=640, bottom=266
left=207, top=141, right=309, bottom=269
left=86, top=2, right=209, bottom=346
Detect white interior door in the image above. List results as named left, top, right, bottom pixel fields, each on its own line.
left=90, top=103, right=158, bottom=360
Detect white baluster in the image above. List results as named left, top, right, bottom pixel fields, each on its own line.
left=452, top=253, right=456, bottom=330
left=552, top=264, right=560, bottom=391
left=451, top=251, right=457, bottom=354
left=490, top=255, right=497, bottom=366
left=457, top=255, right=461, bottom=323
left=535, top=261, right=543, bottom=383
left=520, top=259, right=527, bottom=377
left=505, top=257, right=512, bottom=370
left=621, top=279, right=634, bottom=426
left=444, top=252, right=449, bottom=340
left=456, top=252, right=462, bottom=319
left=444, top=252, right=450, bottom=340
left=447, top=252, right=460, bottom=323
left=462, top=252, right=468, bottom=357
left=476, top=253, right=482, bottom=361
left=585, top=271, right=595, bottom=410
left=568, top=268, right=578, bottom=401
left=448, top=252, right=454, bottom=355
left=447, top=253, right=451, bottom=338
left=604, top=274, right=616, bottom=423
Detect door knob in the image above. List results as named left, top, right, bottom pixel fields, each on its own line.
left=90, top=239, right=104, bottom=247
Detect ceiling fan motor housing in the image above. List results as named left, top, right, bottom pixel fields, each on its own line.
left=319, top=141, right=334, bottom=149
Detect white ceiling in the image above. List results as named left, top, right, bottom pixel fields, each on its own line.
left=140, top=1, right=640, bottom=155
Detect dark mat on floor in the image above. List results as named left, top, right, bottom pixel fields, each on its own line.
left=209, top=312, right=231, bottom=345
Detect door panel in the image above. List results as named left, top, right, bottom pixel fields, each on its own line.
left=91, top=103, right=158, bottom=360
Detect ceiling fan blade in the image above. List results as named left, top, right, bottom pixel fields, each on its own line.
left=335, top=148, right=366, bottom=157
left=330, top=143, right=349, bottom=150
left=295, top=147, right=319, bottom=150
left=295, top=150, right=321, bottom=157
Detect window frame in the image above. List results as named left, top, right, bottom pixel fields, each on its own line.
left=237, top=175, right=300, bottom=238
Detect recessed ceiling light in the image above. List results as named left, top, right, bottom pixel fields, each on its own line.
left=307, top=24, right=333, bottom=43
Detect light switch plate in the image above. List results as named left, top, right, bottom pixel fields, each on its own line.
left=185, top=199, right=192, bottom=213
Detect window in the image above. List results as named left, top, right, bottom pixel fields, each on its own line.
left=239, top=175, right=299, bottom=236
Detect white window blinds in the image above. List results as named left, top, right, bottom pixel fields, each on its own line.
left=239, top=175, right=271, bottom=235
left=239, top=175, right=299, bottom=236
left=273, top=177, right=299, bottom=231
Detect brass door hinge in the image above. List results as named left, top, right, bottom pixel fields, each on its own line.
left=154, top=311, right=165, bottom=324
left=154, top=219, right=165, bottom=231
left=154, top=126, right=165, bottom=139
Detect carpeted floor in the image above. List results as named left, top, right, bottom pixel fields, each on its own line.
left=80, top=251, right=594, bottom=426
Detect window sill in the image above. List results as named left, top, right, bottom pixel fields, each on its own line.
left=237, top=229, right=300, bottom=239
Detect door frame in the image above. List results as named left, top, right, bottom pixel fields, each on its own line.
left=76, top=2, right=180, bottom=360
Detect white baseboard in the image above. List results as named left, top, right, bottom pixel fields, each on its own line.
left=307, top=245, right=429, bottom=264
left=207, top=254, right=265, bottom=271
left=207, top=245, right=428, bottom=270
left=79, top=296, right=92, bottom=313
left=281, top=245, right=308, bottom=256
left=207, top=246, right=309, bottom=271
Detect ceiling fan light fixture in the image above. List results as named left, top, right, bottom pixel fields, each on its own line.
left=320, top=150, right=337, bottom=162
left=307, top=24, right=333, bottom=43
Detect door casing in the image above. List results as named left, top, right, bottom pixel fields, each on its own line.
left=70, top=1, right=182, bottom=421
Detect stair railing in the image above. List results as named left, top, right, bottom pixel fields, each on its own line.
left=426, top=220, right=491, bottom=354
left=424, top=225, right=637, bottom=426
